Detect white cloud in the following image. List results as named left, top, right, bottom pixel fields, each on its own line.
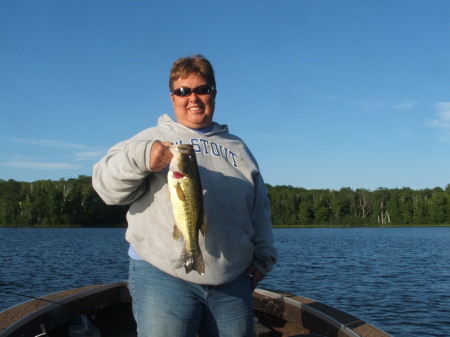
left=321, top=94, right=337, bottom=101
left=391, top=100, right=418, bottom=110
left=426, top=102, right=450, bottom=128
left=353, top=98, right=386, bottom=110
left=11, top=138, right=86, bottom=149
left=75, top=151, right=105, bottom=161
left=4, top=160, right=79, bottom=170
left=8, top=137, right=104, bottom=162
left=2, top=138, right=102, bottom=173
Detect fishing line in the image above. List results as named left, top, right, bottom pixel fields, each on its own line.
left=0, top=289, right=134, bottom=324
left=1, top=290, right=67, bottom=306
left=1, top=290, right=86, bottom=337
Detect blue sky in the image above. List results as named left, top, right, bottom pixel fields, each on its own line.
left=1, top=0, right=449, bottom=191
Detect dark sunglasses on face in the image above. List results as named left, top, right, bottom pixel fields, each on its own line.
left=171, top=84, right=215, bottom=97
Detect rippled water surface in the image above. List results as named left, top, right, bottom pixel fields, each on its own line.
left=1, top=227, right=449, bottom=337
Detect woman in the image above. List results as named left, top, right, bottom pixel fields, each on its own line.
left=93, top=55, right=277, bottom=337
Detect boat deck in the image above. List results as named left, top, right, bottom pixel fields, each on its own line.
left=0, top=283, right=390, bottom=337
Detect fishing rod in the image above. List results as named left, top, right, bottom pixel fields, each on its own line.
left=1, top=289, right=66, bottom=306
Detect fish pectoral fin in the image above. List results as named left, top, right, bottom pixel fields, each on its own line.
left=175, top=182, right=186, bottom=201
left=200, top=215, right=208, bottom=236
left=173, top=224, right=182, bottom=240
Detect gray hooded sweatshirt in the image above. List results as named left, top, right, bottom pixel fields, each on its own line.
left=92, top=114, right=277, bottom=285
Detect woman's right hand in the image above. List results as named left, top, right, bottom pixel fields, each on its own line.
left=149, top=141, right=173, bottom=172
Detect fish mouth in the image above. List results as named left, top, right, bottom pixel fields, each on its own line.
left=169, top=144, right=194, bottom=152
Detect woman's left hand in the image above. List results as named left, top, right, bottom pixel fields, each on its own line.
left=246, top=265, right=265, bottom=291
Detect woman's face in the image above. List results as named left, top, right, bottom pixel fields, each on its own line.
left=170, top=73, right=216, bottom=129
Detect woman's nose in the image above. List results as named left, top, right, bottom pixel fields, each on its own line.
left=189, top=93, right=200, bottom=102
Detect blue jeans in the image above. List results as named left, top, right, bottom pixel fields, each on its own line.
left=128, top=258, right=254, bottom=337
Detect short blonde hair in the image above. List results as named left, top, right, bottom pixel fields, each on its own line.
left=169, top=55, right=216, bottom=91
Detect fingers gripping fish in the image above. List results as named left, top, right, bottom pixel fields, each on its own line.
left=168, top=144, right=208, bottom=275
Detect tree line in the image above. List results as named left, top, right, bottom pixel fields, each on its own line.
left=267, top=184, right=450, bottom=226
left=0, top=176, right=127, bottom=227
left=0, top=176, right=449, bottom=227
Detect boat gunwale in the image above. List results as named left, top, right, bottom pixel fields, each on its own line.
left=253, top=288, right=391, bottom=337
left=254, top=288, right=360, bottom=337
left=1, top=282, right=391, bottom=337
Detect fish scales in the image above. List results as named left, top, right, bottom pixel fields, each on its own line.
left=168, top=144, right=207, bottom=275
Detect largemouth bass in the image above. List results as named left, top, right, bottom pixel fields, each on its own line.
left=168, top=144, right=208, bottom=275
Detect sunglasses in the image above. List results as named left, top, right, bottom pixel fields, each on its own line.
left=171, top=85, right=215, bottom=97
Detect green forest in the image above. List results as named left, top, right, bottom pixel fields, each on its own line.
left=1, top=176, right=449, bottom=227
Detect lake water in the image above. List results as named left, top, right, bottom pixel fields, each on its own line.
left=1, top=227, right=449, bottom=337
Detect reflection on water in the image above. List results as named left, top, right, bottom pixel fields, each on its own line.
left=0, top=228, right=130, bottom=307
left=259, top=227, right=450, bottom=337
left=1, top=227, right=449, bottom=337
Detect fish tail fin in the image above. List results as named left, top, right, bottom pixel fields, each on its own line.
left=185, top=252, right=205, bottom=275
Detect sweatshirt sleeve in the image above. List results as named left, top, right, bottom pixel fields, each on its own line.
left=92, top=139, right=156, bottom=205
left=250, top=172, right=277, bottom=275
